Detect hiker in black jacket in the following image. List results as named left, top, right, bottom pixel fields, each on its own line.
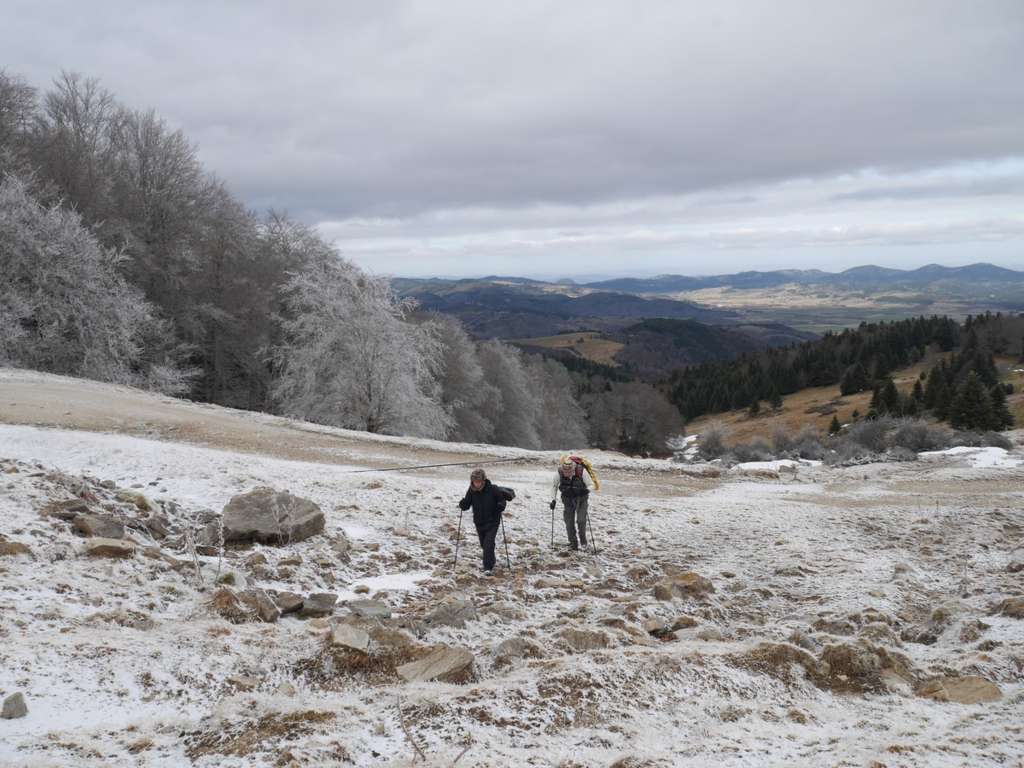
left=458, top=468, right=506, bottom=575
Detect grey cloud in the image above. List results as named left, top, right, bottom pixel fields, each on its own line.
left=831, top=176, right=1024, bottom=202
left=3, top=0, right=1023, bottom=222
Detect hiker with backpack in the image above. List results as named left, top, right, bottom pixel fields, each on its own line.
left=457, top=468, right=512, bottom=575
left=549, top=455, right=599, bottom=551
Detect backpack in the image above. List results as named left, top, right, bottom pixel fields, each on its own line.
left=560, top=455, right=600, bottom=491
left=497, top=486, right=516, bottom=502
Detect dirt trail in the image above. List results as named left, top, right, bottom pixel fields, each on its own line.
left=0, top=370, right=707, bottom=500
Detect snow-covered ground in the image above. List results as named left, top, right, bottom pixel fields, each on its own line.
left=1, top=371, right=1023, bottom=767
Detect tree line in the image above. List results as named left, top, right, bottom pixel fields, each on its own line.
left=864, top=313, right=1016, bottom=431
left=667, top=315, right=961, bottom=421
left=0, top=70, right=681, bottom=454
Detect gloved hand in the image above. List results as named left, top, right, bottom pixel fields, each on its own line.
left=549, top=499, right=556, bottom=511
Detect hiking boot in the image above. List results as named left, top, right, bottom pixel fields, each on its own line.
left=483, top=569, right=494, bottom=577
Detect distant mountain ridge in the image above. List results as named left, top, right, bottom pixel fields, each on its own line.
left=584, top=263, right=1024, bottom=293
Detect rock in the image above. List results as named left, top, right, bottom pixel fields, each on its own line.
left=72, top=513, right=125, bottom=539
left=115, top=489, right=152, bottom=512
left=299, top=593, right=338, bottom=618
left=330, top=533, right=352, bottom=559
left=0, top=541, right=32, bottom=557
left=354, top=585, right=370, bottom=595
left=992, top=597, right=1024, bottom=619
left=225, top=675, right=260, bottom=692
left=347, top=599, right=392, bottom=619
left=1007, top=561, right=1024, bottom=574
left=221, top=487, right=325, bottom=546
left=643, top=617, right=674, bottom=638
left=481, top=601, right=527, bottom=621
left=1, top=692, right=27, bottom=719
left=331, top=623, right=371, bottom=654
left=40, top=499, right=91, bottom=521
left=245, top=552, right=268, bottom=567
left=696, top=627, right=724, bottom=642
left=274, top=591, right=304, bottom=615
left=493, top=637, right=543, bottom=668
left=278, top=554, right=303, bottom=567
left=141, top=512, right=171, bottom=539
left=397, top=646, right=475, bottom=684
left=671, top=615, right=699, bottom=630
left=239, top=589, right=280, bottom=623
left=558, top=627, right=610, bottom=653
left=84, top=538, right=135, bottom=558
left=917, top=675, right=1002, bottom=704
left=652, top=572, right=714, bottom=601
left=424, top=597, right=477, bottom=628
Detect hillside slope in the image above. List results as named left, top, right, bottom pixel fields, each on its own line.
left=0, top=370, right=1022, bottom=767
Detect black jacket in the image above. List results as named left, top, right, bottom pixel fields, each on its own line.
left=458, top=479, right=506, bottom=528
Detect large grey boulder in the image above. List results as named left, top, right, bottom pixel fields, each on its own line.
left=299, top=593, right=337, bottom=618
left=347, top=599, right=392, bottom=619
left=1, top=692, right=27, bottom=719
left=331, top=623, right=371, bottom=654
left=397, top=646, right=475, bottom=684
left=222, top=488, right=324, bottom=546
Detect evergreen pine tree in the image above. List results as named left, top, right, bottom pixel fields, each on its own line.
left=748, top=399, right=761, bottom=417
left=912, top=379, right=924, bottom=403
left=828, top=415, right=841, bottom=434
left=769, top=388, right=783, bottom=411
left=949, top=371, right=992, bottom=431
left=988, top=383, right=1014, bottom=430
left=881, top=379, right=901, bottom=415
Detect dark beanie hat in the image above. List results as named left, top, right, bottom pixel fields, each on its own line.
left=470, top=468, right=486, bottom=482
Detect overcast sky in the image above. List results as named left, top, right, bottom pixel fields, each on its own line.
left=5, top=1, right=1024, bottom=278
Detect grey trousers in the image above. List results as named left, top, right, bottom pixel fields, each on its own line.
left=562, top=494, right=588, bottom=548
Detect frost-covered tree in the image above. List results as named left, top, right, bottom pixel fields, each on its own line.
left=0, top=174, right=193, bottom=392
left=0, top=70, right=36, bottom=178
left=273, top=256, right=451, bottom=438
left=476, top=341, right=541, bottom=449
left=525, top=356, right=588, bottom=449
left=430, top=314, right=497, bottom=442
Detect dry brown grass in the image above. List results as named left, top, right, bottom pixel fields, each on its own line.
left=185, top=710, right=336, bottom=760
left=687, top=356, right=944, bottom=444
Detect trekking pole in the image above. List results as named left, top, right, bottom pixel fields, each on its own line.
left=500, top=517, right=513, bottom=575
left=550, top=500, right=555, bottom=549
left=453, top=508, right=464, bottom=569
left=587, top=502, right=598, bottom=555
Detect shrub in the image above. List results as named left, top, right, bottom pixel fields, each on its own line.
left=888, top=419, right=954, bottom=452
left=730, top=437, right=774, bottom=463
left=697, top=423, right=730, bottom=460
left=843, top=416, right=896, bottom=453
left=792, top=425, right=825, bottom=460
left=980, top=431, right=1013, bottom=450
left=772, top=426, right=793, bottom=455
left=886, top=447, right=918, bottom=462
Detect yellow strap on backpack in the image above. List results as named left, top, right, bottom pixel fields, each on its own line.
left=562, top=454, right=600, bottom=492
